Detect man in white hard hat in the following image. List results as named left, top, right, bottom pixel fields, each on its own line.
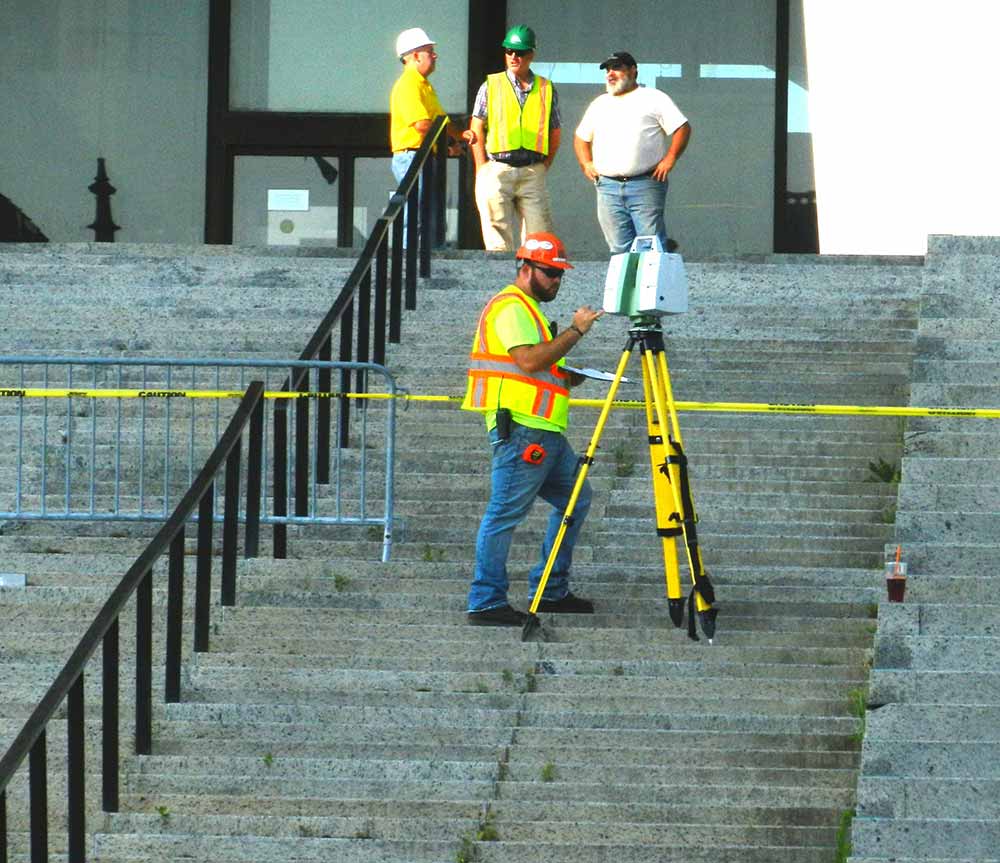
left=389, top=27, right=472, bottom=184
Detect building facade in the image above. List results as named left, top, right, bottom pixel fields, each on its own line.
left=0, top=1, right=830, bottom=256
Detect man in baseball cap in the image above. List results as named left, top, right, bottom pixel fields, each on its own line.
left=574, top=49, right=692, bottom=252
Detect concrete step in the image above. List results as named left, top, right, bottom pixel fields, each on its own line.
left=83, top=832, right=842, bottom=863
left=2, top=246, right=925, bottom=863
left=852, top=817, right=1000, bottom=860
left=857, top=775, right=1000, bottom=820
left=89, top=808, right=840, bottom=847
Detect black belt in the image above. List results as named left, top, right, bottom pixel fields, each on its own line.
left=602, top=169, right=655, bottom=182
left=491, top=154, right=545, bottom=168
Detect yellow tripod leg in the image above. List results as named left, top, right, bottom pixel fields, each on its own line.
left=524, top=346, right=633, bottom=624
left=643, top=341, right=717, bottom=640
left=653, top=349, right=712, bottom=612
left=639, top=348, right=685, bottom=627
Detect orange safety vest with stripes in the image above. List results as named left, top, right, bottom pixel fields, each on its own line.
left=462, top=285, right=570, bottom=431
left=484, top=72, right=552, bottom=156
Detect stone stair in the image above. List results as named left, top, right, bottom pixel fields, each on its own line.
left=0, top=243, right=932, bottom=862
left=851, top=236, right=1000, bottom=863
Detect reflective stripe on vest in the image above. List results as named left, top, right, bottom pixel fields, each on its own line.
left=462, top=288, right=569, bottom=425
left=484, top=72, right=552, bottom=155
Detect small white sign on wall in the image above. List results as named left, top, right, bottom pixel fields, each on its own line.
left=267, top=189, right=310, bottom=212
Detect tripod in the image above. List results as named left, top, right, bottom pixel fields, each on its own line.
left=523, top=317, right=718, bottom=642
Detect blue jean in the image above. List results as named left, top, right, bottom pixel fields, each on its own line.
left=468, top=423, right=593, bottom=612
left=391, top=150, right=416, bottom=184
left=391, top=151, right=423, bottom=244
left=595, top=175, right=669, bottom=254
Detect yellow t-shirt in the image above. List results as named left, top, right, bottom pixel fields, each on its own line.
left=389, top=65, right=447, bottom=152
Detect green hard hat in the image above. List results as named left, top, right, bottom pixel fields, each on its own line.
left=501, top=24, right=536, bottom=51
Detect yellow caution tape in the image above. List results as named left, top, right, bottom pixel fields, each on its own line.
left=2, top=387, right=998, bottom=419
left=0, top=388, right=327, bottom=400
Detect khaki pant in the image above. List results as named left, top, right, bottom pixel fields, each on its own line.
left=474, top=160, right=554, bottom=251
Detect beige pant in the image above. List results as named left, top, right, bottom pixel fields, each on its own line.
left=474, top=160, right=554, bottom=251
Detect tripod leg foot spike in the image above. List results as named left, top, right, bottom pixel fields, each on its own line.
left=699, top=607, right=718, bottom=642
left=668, top=598, right=685, bottom=628
left=521, top=613, right=544, bottom=642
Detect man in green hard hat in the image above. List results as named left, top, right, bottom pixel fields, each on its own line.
left=468, top=24, right=561, bottom=251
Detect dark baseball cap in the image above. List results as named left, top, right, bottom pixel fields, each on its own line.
left=599, top=51, right=637, bottom=70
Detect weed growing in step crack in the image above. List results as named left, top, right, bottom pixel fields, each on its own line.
left=848, top=687, right=868, bottom=745
left=835, top=808, right=855, bottom=863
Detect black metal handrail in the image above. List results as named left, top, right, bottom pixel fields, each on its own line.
left=272, top=114, right=448, bottom=558
left=0, top=381, right=265, bottom=863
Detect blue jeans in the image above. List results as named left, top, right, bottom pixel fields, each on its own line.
left=595, top=175, right=669, bottom=254
left=391, top=151, right=422, bottom=244
left=391, top=151, right=416, bottom=184
left=468, top=423, right=593, bottom=613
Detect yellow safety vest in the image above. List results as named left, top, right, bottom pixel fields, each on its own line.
left=484, top=72, right=552, bottom=155
left=462, top=286, right=570, bottom=431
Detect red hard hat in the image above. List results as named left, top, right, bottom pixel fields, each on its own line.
left=516, top=232, right=574, bottom=270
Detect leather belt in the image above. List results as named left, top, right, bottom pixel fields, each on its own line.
left=602, top=169, right=655, bottom=182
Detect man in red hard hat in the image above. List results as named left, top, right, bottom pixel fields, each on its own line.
left=461, top=232, right=604, bottom=625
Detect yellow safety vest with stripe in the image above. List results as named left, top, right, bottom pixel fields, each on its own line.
left=462, top=285, right=570, bottom=431
left=484, top=72, right=553, bottom=155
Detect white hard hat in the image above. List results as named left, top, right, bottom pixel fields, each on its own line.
left=396, top=27, right=435, bottom=58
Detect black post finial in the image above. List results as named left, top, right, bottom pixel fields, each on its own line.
left=87, top=157, right=120, bottom=242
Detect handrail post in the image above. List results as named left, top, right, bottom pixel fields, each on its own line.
left=102, top=618, right=120, bottom=808
left=67, top=675, right=85, bottom=862
left=135, top=570, right=153, bottom=755
left=29, top=732, right=47, bottom=863
left=434, top=134, right=448, bottom=248
left=295, top=379, right=310, bottom=518
left=221, top=445, right=241, bottom=608
left=0, top=788, right=8, bottom=863
left=195, top=485, right=215, bottom=653
left=243, top=396, right=264, bottom=563
left=374, top=232, right=389, bottom=365
left=273, top=402, right=288, bottom=559
left=338, top=294, right=355, bottom=448
left=316, top=336, right=332, bottom=483
left=387, top=223, right=401, bottom=344
left=1, top=790, right=7, bottom=863
left=419, top=152, right=434, bottom=280
left=165, top=529, right=185, bottom=703
left=405, top=188, right=418, bottom=309
left=356, top=270, right=372, bottom=399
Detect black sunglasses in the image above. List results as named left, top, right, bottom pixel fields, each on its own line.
left=505, top=48, right=532, bottom=57
left=531, top=263, right=563, bottom=279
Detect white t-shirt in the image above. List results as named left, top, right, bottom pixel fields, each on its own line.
left=575, top=85, right=688, bottom=177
